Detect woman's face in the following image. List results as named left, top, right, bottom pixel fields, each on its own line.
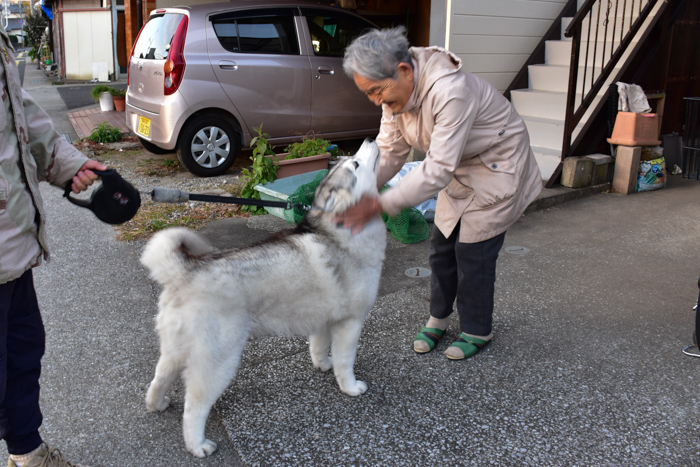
left=353, top=62, right=414, bottom=114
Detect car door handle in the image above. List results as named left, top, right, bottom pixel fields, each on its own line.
left=219, top=60, right=238, bottom=70
left=317, top=66, right=334, bottom=75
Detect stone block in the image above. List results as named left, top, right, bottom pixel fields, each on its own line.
left=584, top=154, right=613, bottom=185
left=612, top=146, right=641, bottom=195
left=561, top=157, right=594, bottom=188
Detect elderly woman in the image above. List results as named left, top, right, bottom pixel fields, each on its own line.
left=339, top=27, right=542, bottom=360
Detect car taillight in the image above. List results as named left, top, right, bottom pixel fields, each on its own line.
left=164, top=16, right=188, bottom=96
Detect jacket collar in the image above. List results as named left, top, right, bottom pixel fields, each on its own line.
left=391, top=46, right=462, bottom=117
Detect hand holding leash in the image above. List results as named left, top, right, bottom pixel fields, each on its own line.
left=70, top=160, right=107, bottom=193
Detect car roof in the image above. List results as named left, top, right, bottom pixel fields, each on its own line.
left=161, top=1, right=349, bottom=16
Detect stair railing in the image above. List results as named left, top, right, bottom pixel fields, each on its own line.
left=557, top=0, right=661, bottom=182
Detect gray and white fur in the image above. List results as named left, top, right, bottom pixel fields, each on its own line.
left=140, top=139, right=386, bottom=458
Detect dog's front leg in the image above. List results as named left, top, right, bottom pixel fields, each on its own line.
left=309, top=327, right=333, bottom=372
left=330, top=318, right=367, bottom=396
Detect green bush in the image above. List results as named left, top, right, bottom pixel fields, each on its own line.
left=283, top=136, right=331, bottom=160
left=110, top=88, right=126, bottom=97
left=90, top=85, right=113, bottom=102
left=23, top=10, right=46, bottom=49
left=89, top=122, right=123, bottom=143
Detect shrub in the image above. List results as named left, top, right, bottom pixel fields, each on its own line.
left=91, top=85, right=113, bottom=102
left=283, top=136, right=331, bottom=160
left=89, top=122, right=123, bottom=143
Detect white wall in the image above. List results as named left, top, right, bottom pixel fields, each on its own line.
left=62, top=10, right=114, bottom=80
left=439, top=0, right=568, bottom=93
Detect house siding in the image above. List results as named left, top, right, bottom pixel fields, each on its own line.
left=437, top=0, right=567, bottom=93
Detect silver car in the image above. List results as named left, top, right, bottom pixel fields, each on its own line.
left=125, top=1, right=381, bottom=177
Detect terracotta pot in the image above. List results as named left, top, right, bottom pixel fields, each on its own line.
left=113, top=95, right=126, bottom=112
left=607, top=112, right=661, bottom=146
left=266, top=152, right=331, bottom=179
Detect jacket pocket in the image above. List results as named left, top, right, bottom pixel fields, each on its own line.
left=444, top=176, right=473, bottom=199
left=469, top=149, right=518, bottom=208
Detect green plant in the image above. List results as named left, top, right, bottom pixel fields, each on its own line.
left=89, top=122, right=123, bottom=143
left=27, top=47, right=39, bottom=63
left=283, top=136, right=332, bottom=160
left=110, top=88, right=126, bottom=97
left=91, top=85, right=113, bottom=102
left=240, top=124, right=278, bottom=215
left=23, top=10, right=47, bottom=49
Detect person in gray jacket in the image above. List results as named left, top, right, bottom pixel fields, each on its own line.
left=0, top=28, right=105, bottom=467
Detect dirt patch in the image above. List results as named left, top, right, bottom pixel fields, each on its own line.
left=74, top=136, right=258, bottom=241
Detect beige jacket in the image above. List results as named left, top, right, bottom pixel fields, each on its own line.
left=0, top=27, right=88, bottom=284
left=377, top=47, right=542, bottom=243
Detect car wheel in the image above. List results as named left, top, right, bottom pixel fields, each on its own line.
left=177, top=116, right=240, bottom=177
left=138, top=137, right=173, bottom=155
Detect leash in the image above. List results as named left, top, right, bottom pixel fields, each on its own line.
left=149, top=187, right=315, bottom=211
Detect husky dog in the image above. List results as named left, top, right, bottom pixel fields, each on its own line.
left=140, top=139, right=386, bottom=457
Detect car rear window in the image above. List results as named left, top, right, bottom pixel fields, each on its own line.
left=302, top=8, right=376, bottom=57
left=133, top=13, right=186, bottom=60
left=211, top=9, right=299, bottom=55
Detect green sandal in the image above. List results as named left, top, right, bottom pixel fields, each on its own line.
left=445, top=333, right=489, bottom=360
left=413, top=326, right=445, bottom=354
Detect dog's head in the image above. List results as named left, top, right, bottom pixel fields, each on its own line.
left=312, top=138, right=380, bottom=216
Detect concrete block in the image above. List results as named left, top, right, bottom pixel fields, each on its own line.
left=584, top=154, right=613, bottom=185
left=612, top=146, right=641, bottom=195
left=561, top=156, right=594, bottom=188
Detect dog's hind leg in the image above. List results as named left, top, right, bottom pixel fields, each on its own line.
left=181, top=337, right=247, bottom=458
left=146, top=353, right=183, bottom=412
left=330, top=318, right=367, bottom=396
left=309, top=327, right=333, bottom=372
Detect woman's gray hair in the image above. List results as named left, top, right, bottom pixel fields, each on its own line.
left=343, top=26, right=413, bottom=80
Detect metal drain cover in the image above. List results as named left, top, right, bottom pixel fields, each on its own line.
left=404, top=267, right=431, bottom=278
left=505, top=246, right=530, bottom=255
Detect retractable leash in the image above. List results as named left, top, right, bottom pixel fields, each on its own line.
left=150, top=187, right=318, bottom=212
left=64, top=169, right=141, bottom=224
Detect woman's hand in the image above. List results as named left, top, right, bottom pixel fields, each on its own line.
left=71, top=160, right=107, bottom=193
left=334, top=195, right=383, bottom=235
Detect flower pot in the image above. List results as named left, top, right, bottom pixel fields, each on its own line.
left=607, top=112, right=661, bottom=146
left=266, top=152, right=331, bottom=179
left=113, top=95, right=126, bottom=111
left=98, top=92, right=114, bottom=111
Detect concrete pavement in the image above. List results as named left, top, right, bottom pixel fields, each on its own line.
left=7, top=56, right=700, bottom=466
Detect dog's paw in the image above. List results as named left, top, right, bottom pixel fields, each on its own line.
left=341, top=380, right=368, bottom=397
left=189, top=439, right=218, bottom=458
left=313, top=356, right=333, bottom=372
left=146, top=395, right=170, bottom=412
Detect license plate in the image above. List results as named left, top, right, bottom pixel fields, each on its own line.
left=137, top=116, right=151, bottom=137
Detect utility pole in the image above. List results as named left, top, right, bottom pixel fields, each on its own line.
left=19, top=0, right=23, bottom=46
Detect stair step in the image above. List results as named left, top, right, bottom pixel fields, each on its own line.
left=532, top=146, right=562, bottom=182
left=522, top=116, right=584, bottom=150
left=529, top=64, right=622, bottom=93
left=545, top=39, right=636, bottom=66
left=511, top=89, right=569, bottom=120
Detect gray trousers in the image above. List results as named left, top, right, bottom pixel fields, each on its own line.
left=429, top=225, right=506, bottom=336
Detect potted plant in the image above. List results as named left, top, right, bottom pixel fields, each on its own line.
left=91, top=84, right=114, bottom=112
left=110, top=88, right=127, bottom=112
left=267, top=134, right=334, bottom=179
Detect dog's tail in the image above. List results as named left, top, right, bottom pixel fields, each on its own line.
left=140, top=227, right=213, bottom=286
